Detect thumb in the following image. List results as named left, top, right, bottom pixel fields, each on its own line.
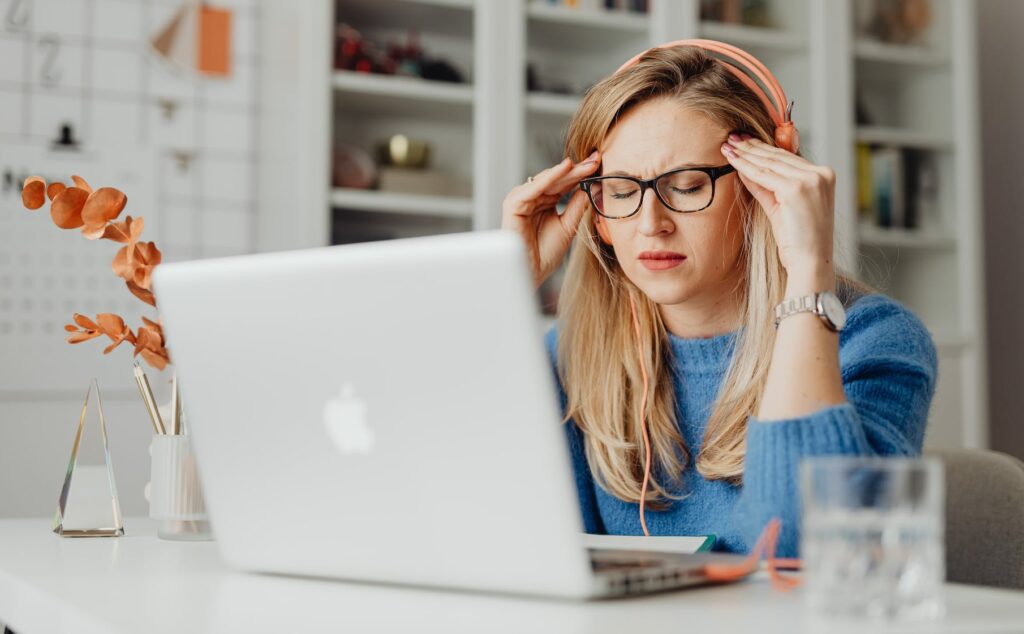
left=557, top=188, right=590, bottom=240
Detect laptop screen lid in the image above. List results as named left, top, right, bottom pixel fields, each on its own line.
left=152, top=230, right=594, bottom=598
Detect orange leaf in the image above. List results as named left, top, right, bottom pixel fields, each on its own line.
left=63, top=324, right=77, bottom=332
left=102, top=220, right=131, bottom=243
left=131, top=216, right=145, bottom=240
left=102, top=338, right=129, bottom=354
left=67, top=330, right=102, bottom=344
left=95, top=313, right=127, bottom=339
left=126, top=280, right=156, bottom=307
left=22, top=177, right=46, bottom=210
left=72, top=313, right=98, bottom=330
left=50, top=187, right=89, bottom=229
left=47, top=182, right=66, bottom=201
left=140, top=348, right=169, bottom=371
left=71, top=175, right=93, bottom=195
left=81, top=187, right=127, bottom=239
left=141, top=316, right=161, bottom=330
left=112, top=245, right=133, bottom=279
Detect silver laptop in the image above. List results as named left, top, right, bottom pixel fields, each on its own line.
left=152, top=230, right=747, bottom=599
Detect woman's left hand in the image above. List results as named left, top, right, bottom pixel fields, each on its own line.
left=720, top=133, right=836, bottom=281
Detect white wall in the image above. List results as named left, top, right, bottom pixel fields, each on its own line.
left=978, top=0, right=1024, bottom=461
left=0, top=0, right=261, bottom=518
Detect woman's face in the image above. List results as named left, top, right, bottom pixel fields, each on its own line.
left=597, top=97, right=746, bottom=309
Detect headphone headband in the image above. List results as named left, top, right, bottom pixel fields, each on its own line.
left=613, top=39, right=799, bottom=153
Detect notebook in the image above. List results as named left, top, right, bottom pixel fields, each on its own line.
left=582, top=533, right=716, bottom=554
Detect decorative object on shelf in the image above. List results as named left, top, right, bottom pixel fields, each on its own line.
left=699, top=0, right=774, bottom=28
left=19, top=174, right=169, bottom=370
left=332, top=143, right=377, bottom=190
left=525, top=62, right=582, bottom=96
left=151, top=0, right=233, bottom=77
left=535, top=0, right=648, bottom=14
left=854, top=0, right=933, bottom=46
left=52, top=379, right=124, bottom=538
left=376, top=134, right=431, bottom=169
left=372, top=135, right=468, bottom=197
left=334, top=23, right=465, bottom=84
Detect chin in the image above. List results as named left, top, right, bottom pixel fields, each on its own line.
left=629, top=272, right=698, bottom=306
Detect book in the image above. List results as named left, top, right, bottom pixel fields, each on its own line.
left=871, top=147, right=905, bottom=228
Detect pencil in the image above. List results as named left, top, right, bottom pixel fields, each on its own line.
left=134, top=361, right=166, bottom=435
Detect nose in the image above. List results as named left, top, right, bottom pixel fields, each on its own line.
left=635, top=186, right=675, bottom=237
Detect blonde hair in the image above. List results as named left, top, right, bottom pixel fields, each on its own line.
left=556, top=45, right=865, bottom=506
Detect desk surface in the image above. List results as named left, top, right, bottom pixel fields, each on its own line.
left=2, top=518, right=1024, bottom=634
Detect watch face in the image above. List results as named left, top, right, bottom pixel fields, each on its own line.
left=820, top=292, right=847, bottom=331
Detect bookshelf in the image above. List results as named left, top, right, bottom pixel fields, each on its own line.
left=257, top=0, right=988, bottom=451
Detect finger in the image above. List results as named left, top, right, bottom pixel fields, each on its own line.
left=510, top=159, right=575, bottom=204
left=731, top=149, right=812, bottom=185
left=544, top=159, right=601, bottom=196
left=721, top=144, right=791, bottom=193
left=558, top=188, right=590, bottom=236
left=730, top=135, right=810, bottom=170
left=735, top=170, right=775, bottom=211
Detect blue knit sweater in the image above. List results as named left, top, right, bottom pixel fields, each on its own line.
left=544, top=293, right=938, bottom=557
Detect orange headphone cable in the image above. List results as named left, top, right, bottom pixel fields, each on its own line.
left=627, top=293, right=653, bottom=536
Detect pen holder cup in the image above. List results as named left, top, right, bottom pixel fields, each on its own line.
left=149, top=434, right=213, bottom=541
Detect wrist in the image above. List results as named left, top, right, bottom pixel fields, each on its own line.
left=784, top=263, right=835, bottom=297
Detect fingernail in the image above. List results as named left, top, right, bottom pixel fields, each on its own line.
left=582, top=150, right=599, bottom=164
left=728, top=133, right=742, bottom=143
left=741, top=133, right=753, bottom=141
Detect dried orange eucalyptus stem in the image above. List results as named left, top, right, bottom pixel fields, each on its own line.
left=20, top=175, right=170, bottom=370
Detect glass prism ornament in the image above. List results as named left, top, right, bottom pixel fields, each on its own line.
left=53, top=379, right=125, bottom=537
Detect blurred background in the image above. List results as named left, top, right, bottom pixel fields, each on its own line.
left=0, top=0, right=1021, bottom=519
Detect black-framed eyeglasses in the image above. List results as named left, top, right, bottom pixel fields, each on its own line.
left=579, top=164, right=736, bottom=219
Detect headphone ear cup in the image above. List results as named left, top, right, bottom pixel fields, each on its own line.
left=775, top=122, right=800, bottom=154
left=593, top=212, right=613, bottom=245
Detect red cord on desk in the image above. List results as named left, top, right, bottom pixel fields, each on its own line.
left=704, top=518, right=802, bottom=590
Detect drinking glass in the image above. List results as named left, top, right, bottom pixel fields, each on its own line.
left=800, top=456, right=944, bottom=620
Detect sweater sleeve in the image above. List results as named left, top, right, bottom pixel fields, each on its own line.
left=730, top=295, right=938, bottom=557
left=545, top=325, right=606, bottom=534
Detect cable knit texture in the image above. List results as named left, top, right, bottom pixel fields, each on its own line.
left=544, top=293, right=938, bottom=557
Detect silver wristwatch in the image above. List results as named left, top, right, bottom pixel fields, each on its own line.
left=773, top=290, right=847, bottom=331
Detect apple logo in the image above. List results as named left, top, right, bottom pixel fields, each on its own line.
left=323, top=382, right=374, bottom=455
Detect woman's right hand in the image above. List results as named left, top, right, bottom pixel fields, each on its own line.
left=501, top=150, right=601, bottom=288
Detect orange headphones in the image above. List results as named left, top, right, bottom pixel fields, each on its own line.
left=592, top=38, right=799, bottom=249
left=596, top=40, right=798, bottom=537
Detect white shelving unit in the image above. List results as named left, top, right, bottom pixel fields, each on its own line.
left=257, top=0, right=988, bottom=451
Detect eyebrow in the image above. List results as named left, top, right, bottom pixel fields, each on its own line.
left=603, top=163, right=709, bottom=177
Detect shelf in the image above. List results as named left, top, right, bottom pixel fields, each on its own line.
left=336, top=0, right=473, bottom=37
left=333, top=70, right=473, bottom=105
left=857, top=222, right=956, bottom=250
left=854, top=39, right=949, bottom=67
left=855, top=126, right=953, bottom=150
left=526, top=91, right=582, bottom=118
left=526, top=3, right=648, bottom=33
left=699, top=21, right=806, bottom=52
left=332, top=70, right=473, bottom=122
left=330, top=188, right=473, bottom=219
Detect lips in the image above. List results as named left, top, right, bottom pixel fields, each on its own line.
left=638, top=250, right=686, bottom=271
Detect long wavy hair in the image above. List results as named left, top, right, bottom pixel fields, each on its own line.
left=555, top=45, right=865, bottom=506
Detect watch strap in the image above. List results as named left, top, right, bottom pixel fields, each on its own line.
left=773, top=292, right=820, bottom=327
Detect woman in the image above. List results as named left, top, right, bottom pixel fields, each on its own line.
left=501, top=43, right=937, bottom=557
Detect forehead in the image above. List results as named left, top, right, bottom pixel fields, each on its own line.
left=600, top=98, right=729, bottom=176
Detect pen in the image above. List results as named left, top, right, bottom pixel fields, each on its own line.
left=134, top=361, right=166, bottom=435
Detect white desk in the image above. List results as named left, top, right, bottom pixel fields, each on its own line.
left=2, top=518, right=1024, bottom=634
